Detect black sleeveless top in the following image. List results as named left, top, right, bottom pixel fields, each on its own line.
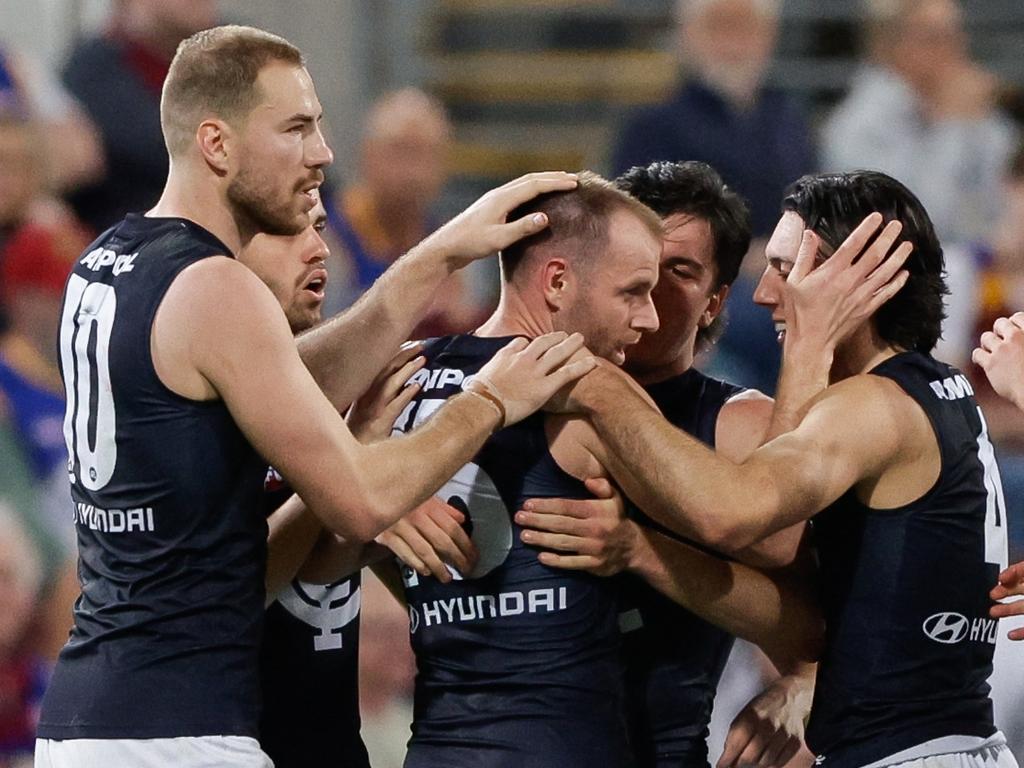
left=394, top=335, right=630, bottom=768
left=807, top=351, right=1005, bottom=767
left=619, top=369, right=746, bottom=767
left=39, top=215, right=268, bottom=739
left=259, top=472, right=368, bottom=767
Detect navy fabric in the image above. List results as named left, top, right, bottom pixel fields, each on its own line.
left=621, top=369, right=745, bottom=767
left=395, top=334, right=631, bottom=768
left=39, top=215, right=267, bottom=739
left=807, top=352, right=1003, bottom=767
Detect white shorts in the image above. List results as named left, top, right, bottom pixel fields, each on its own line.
left=35, top=735, right=274, bottom=768
left=869, top=732, right=1018, bottom=768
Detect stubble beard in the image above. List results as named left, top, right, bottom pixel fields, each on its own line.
left=227, top=164, right=305, bottom=238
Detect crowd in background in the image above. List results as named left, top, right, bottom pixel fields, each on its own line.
left=1, top=0, right=1023, bottom=766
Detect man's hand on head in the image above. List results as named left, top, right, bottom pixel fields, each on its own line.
left=782, top=212, right=912, bottom=357
left=412, top=172, right=578, bottom=271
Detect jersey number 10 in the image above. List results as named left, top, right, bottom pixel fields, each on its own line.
left=60, top=274, right=118, bottom=491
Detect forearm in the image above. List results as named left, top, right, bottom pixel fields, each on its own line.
left=296, top=531, right=391, bottom=585
left=266, top=495, right=323, bottom=603
left=630, top=528, right=824, bottom=663
left=581, top=368, right=778, bottom=549
left=297, top=240, right=455, bottom=409
left=339, top=391, right=500, bottom=539
left=370, top=560, right=409, bottom=608
left=766, top=335, right=833, bottom=441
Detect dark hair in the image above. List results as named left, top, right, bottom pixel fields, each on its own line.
left=161, top=25, right=304, bottom=156
left=499, top=170, right=663, bottom=281
left=615, top=160, right=752, bottom=348
left=782, top=170, right=947, bottom=353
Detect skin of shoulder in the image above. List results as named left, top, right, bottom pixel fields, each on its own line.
left=759, top=370, right=939, bottom=516
left=715, top=389, right=773, bottom=464
left=151, top=255, right=289, bottom=402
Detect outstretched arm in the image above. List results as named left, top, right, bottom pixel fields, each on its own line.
left=157, top=254, right=594, bottom=544
left=559, top=365, right=907, bottom=552
left=297, top=172, right=577, bottom=410
left=517, top=476, right=823, bottom=663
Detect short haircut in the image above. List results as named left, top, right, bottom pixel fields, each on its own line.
left=782, top=170, right=947, bottom=353
left=160, top=25, right=304, bottom=157
left=615, top=160, right=752, bottom=349
left=499, top=171, right=663, bottom=282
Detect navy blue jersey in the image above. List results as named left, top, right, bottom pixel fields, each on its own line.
left=393, top=335, right=630, bottom=768
left=39, top=215, right=268, bottom=740
left=807, top=352, right=1007, bottom=767
left=619, top=369, right=746, bottom=768
left=259, top=472, right=367, bottom=768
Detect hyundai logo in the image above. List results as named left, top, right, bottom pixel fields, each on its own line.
left=922, top=612, right=969, bottom=644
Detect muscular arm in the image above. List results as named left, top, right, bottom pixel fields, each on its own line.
left=715, top=393, right=807, bottom=570
left=627, top=526, right=823, bottom=662
left=156, top=257, right=588, bottom=543
left=572, top=362, right=907, bottom=552
left=296, top=172, right=577, bottom=409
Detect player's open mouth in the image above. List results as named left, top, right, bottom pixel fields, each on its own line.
left=302, top=269, right=328, bottom=299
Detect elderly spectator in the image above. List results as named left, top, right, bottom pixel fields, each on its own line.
left=324, top=87, right=486, bottom=337
left=612, top=0, right=815, bottom=238
left=61, top=0, right=219, bottom=231
left=612, top=0, right=815, bottom=393
left=824, top=0, right=1016, bottom=247
left=823, top=0, right=1018, bottom=368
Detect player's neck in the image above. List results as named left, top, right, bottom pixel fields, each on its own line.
left=625, top=350, right=695, bottom=386
left=149, top=168, right=244, bottom=256
left=475, top=287, right=552, bottom=339
left=831, top=325, right=901, bottom=382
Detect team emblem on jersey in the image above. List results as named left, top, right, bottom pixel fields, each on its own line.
left=921, top=612, right=970, bottom=644
left=277, top=579, right=361, bottom=651
left=437, top=462, right=513, bottom=579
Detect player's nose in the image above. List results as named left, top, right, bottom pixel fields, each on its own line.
left=635, top=295, right=659, bottom=334
left=752, top=266, right=779, bottom=308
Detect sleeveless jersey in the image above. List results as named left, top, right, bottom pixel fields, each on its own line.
left=38, top=214, right=268, bottom=740
left=807, top=351, right=1007, bottom=767
left=393, top=334, right=630, bottom=768
left=619, top=369, right=746, bottom=768
left=259, top=471, right=368, bottom=768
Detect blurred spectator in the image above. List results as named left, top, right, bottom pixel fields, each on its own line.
left=358, top=572, right=415, bottom=768
left=823, top=0, right=1018, bottom=367
left=0, top=503, right=48, bottom=768
left=0, top=48, right=103, bottom=196
left=0, top=114, right=89, bottom=557
left=61, top=0, right=219, bottom=232
left=824, top=0, right=1016, bottom=246
left=611, top=0, right=815, bottom=238
left=323, top=88, right=486, bottom=337
left=611, top=0, right=815, bottom=394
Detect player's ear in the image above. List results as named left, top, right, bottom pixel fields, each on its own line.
left=196, top=119, right=232, bottom=175
left=700, top=283, right=730, bottom=328
left=542, top=258, right=570, bottom=310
